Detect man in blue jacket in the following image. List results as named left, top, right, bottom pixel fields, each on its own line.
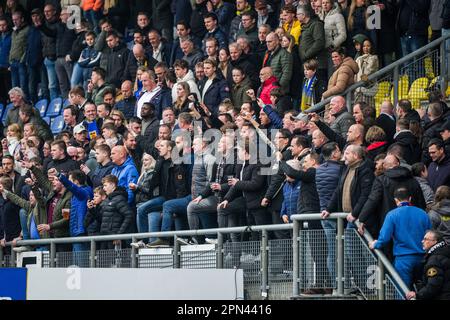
left=0, top=16, right=11, bottom=105
left=111, top=145, right=139, bottom=206
left=51, top=169, right=93, bottom=267
left=198, top=58, right=230, bottom=116
left=369, top=187, right=432, bottom=289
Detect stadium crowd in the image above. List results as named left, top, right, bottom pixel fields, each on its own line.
left=0, top=0, right=450, bottom=299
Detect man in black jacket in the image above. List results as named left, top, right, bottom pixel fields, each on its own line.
left=45, top=140, right=78, bottom=174
left=0, top=176, right=21, bottom=253
left=262, top=129, right=292, bottom=239
left=199, top=58, right=230, bottom=116
left=407, top=230, right=450, bottom=300
left=104, top=31, right=129, bottom=89
left=139, top=102, right=159, bottom=155
left=358, top=154, right=426, bottom=238
left=393, top=118, right=421, bottom=165
left=376, top=101, right=396, bottom=144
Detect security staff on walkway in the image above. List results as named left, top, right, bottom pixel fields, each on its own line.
left=407, top=230, right=450, bottom=300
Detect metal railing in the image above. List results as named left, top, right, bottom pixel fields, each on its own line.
left=305, top=34, right=450, bottom=114
left=1, top=213, right=409, bottom=300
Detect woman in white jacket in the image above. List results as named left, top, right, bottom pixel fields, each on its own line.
left=322, top=0, right=347, bottom=77
left=355, top=38, right=379, bottom=99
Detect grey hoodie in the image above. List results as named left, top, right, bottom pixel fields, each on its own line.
left=429, top=199, right=450, bottom=243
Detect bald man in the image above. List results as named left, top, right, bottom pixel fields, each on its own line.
left=262, top=32, right=293, bottom=94
left=111, top=145, right=139, bottom=205
left=258, top=66, right=278, bottom=104
left=123, top=44, right=157, bottom=82
left=359, top=153, right=426, bottom=238
left=328, top=96, right=355, bottom=137
left=115, top=80, right=137, bottom=118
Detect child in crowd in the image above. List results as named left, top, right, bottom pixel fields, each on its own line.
left=300, top=59, right=326, bottom=111
left=76, top=31, right=101, bottom=89
left=84, top=186, right=107, bottom=236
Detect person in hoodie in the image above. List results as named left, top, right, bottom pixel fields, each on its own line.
left=427, top=139, right=450, bottom=192
left=103, top=30, right=129, bottom=89
left=230, top=66, right=252, bottom=108
left=110, top=145, right=139, bottom=206
left=359, top=154, right=426, bottom=239
left=52, top=169, right=93, bottom=266
left=322, top=47, right=359, bottom=99
left=72, top=31, right=101, bottom=89
left=412, top=162, right=435, bottom=207
left=393, top=118, right=421, bottom=165
left=80, top=144, right=114, bottom=188
left=172, top=59, right=201, bottom=102
left=99, top=174, right=134, bottom=250
left=428, top=186, right=450, bottom=244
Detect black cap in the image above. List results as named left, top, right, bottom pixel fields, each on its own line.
left=438, top=120, right=450, bottom=132
left=31, top=8, right=42, bottom=15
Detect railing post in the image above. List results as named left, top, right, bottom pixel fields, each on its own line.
left=261, top=229, right=269, bottom=299
left=131, top=236, right=137, bottom=268
left=10, top=249, right=16, bottom=267
left=336, top=217, right=344, bottom=296
left=173, top=236, right=180, bottom=268
left=440, top=39, right=448, bottom=97
left=90, top=240, right=96, bottom=268
left=393, top=65, right=399, bottom=108
left=378, top=260, right=386, bottom=300
left=292, top=219, right=300, bottom=297
left=50, top=242, right=56, bottom=268
left=346, top=91, right=352, bottom=112
left=217, top=232, right=224, bottom=269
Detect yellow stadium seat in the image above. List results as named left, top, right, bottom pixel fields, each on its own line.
left=408, top=77, right=429, bottom=109
left=374, top=81, right=392, bottom=115
left=390, top=75, right=409, bottom=102
left=424, top=56, right=435, bottom=79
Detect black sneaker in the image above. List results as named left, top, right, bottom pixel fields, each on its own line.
left=146, top=238, right=170, bottom=247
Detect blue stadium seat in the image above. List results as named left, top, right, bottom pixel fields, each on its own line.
left=2, top=103, right=13, bottom=125
left=35, top=99, right=49, bottom=117
left=63, top=99, right=70, bottom=108
left=43, top=116, right=51, bottom=125
left=46, top=97, right=63, bottom=117
left=51, top=115, right=64, bottom=134
left=0, top=103, right=4, bottom=120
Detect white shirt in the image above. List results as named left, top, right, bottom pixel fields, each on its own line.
left=137, top=86, right=162, bottom=119
left=201, top=78, right=213, bottom=102
left=152, top=43, right=163, bottom=62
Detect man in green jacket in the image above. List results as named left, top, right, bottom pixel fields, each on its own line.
left=297, top=5, right=327, bottom=80
left=262, top=32, right=293, bottom=94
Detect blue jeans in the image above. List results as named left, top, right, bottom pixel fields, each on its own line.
left=400, top=35, right=428, bottom=58
left=71, top=63, right=91, bottom=88
left=10, top=60, right=29, bottom=99
left=136, top=196, right=165, bottom=234
left=394, top=254, right=423, bottom=289
left=321, top=220, right=336, bottom=287
left=161, top=195, right=192, bottom=232
left=19, top=209, right=30, bottom=240
left=44, top=57, right=60, bottom=100
left=73, top=242, right=89, bottom=267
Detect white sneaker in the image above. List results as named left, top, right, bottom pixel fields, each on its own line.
left=130, top=240, right=146, bottom=249
left=205, top=238, right=218, bottom=245
left=176, top=237, right=190, bottom=245
left=12, top=246, right=32, bottom=253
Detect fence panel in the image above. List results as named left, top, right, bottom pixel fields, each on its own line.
left=268, top=239, right=293, bottom=300
left=385, top=273, right=405, bottom=300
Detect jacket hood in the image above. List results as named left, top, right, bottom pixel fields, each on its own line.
left=395, top=130, right=417, bottom=144
left=108, top=186, right=128, bottom=199
left=435, top=199, right=450, bottom=217
left=263, top=76, right=278, bottom=86
left=340, top=57, right=359, bottom=74
left=384, top=166, right=412, bottom=179
left=180, top=70, right=196, bottom=83
left=326, top=3, right=342, bottom=16
left=117, top=156, right=135, bottom=170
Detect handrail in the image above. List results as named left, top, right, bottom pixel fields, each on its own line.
left=354, top=220, right=410, bottom=298
left=304, top=33, right=450, bottom=114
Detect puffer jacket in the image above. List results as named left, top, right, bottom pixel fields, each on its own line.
left=330, top=109, right=355, bottom=138
left=111, top=156, right=139, bottom=205
left=39, top=18, right=59, bottom=59
left=266, top=47, right=293, bottom=94
left=322, top=56, right=359, bottom=99
left=172, top=69, right=201, bottom=101
left=323, top=3, right=347, bottom=48
left=282, top=20, right=302, bottom=45
left=298, top=16, right=326, bottom=71
left=99, top=187, right=133, bottom=235
left=280, top=179, right=300, bottom=220
left=58, top=173, right=93, bottom=237
left=316, top=160, right=345, bottom=211
left=429, top=200, right=450, bottom=243
left=257, top=76, right=279, bottom=105
left=231, top=76, right=252, bottom=108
